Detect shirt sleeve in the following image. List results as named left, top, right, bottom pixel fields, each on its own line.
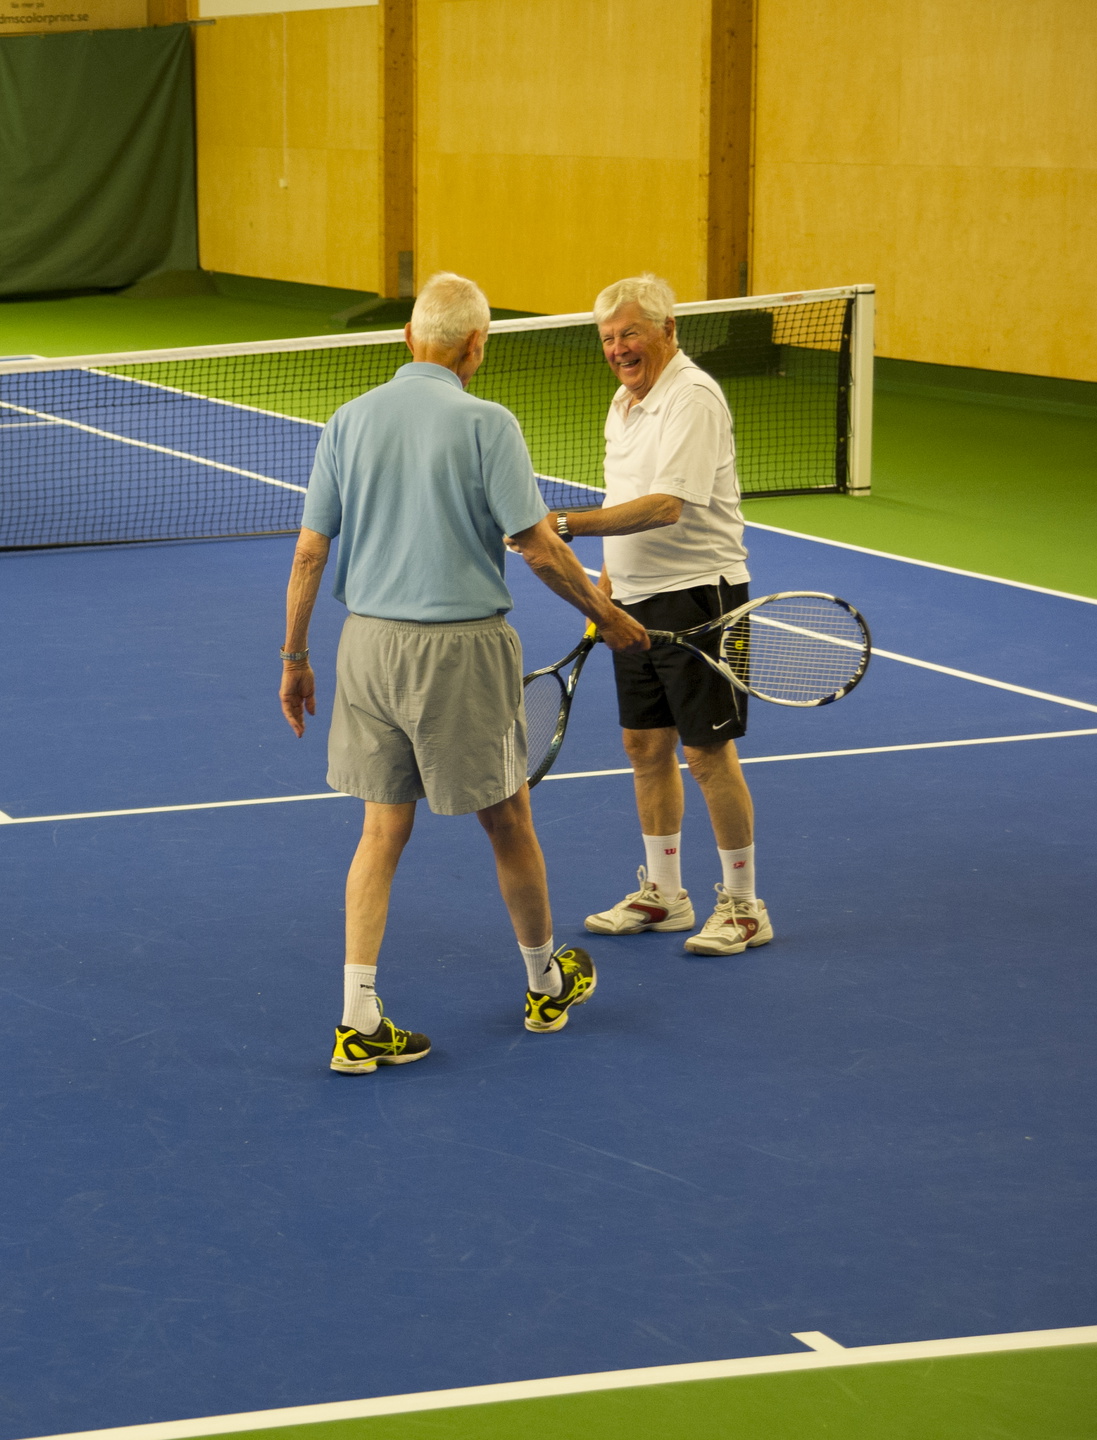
left=300, top=420, right=343, bottom=538
left=649, top=385, right=731, bottom=507
left=481, top=412, right=549, bottom=536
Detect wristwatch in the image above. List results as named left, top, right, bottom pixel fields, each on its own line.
left=556, top=511, right=573, bottom=544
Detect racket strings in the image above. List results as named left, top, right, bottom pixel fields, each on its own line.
left=523, top=671, right=567, bottom=779
left=724, top=597, right=867, bottom=704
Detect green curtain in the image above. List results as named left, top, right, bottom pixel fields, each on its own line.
left=0, top=24, right=197, bottom=296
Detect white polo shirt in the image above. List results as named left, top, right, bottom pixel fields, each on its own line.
left=602, top=349, right=749, bottom=603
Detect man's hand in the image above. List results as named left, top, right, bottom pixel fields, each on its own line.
left=280, top=527, right=331, bottom=737
left=597, top=605, right=648, bottom=654
left=280, top=663, right=316, bottom=738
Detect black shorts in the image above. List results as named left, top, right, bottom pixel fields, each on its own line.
left=613, top=579, right=749, bottom=747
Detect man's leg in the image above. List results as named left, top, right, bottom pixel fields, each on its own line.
left=623, top=725, right=684, bottom=836
left=476, top=786, right=551, bottom=949
left=346, top=800, right=417, bottom=966
left=681, top=738, right=753, bottom=851
left=332, top=800, right=431, bottom=1072
left=682, top=738, right=772, bottom=954
left=477, top=786, right=597, bottom=1030
left=340, top=800, right=414, bottom=1037
left=585, top=727, right=695, bottom=934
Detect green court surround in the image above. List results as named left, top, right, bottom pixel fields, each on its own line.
left=192, top=1346, right=1097, bottom=1440
left=745, top=388, right=1097, bottom=601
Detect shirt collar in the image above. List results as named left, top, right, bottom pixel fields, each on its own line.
left=610, top=348, right=691, bottom=416
left=394, top=361, right=465, bottom=390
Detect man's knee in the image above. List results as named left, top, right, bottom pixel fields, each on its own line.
left=476, top=785, right=534, bottom=839
left=362, top=800, right=416, bottom=845
left=623, top=726, right=678, bottom=769
left=683, top=738, right=740, bottom=783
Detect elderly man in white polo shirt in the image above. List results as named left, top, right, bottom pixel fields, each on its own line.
left=555, top=273, right=773, bottom=957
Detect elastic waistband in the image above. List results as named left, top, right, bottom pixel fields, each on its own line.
left=348, top=611, right=509, bottom=636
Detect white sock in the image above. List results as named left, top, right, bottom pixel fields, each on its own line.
left=643, top=832, right=683, bottom=895
left=519, top=938, right=562, bottom=997
left=718, top=844, right=756, bottom=902
left=342, top=964, right=381, bottom=1034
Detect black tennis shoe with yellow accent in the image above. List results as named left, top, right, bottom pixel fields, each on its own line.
left=524, top=946, right=598, bottom=1033
left=330, top=1008, right=431, bottom=1074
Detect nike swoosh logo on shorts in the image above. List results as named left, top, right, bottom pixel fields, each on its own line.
left=712, top=717, right=734, bottom=731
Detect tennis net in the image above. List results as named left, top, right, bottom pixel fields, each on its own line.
left=0, top=285, right=873, bottom=549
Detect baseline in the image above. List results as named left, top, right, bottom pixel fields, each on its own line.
left=21, top=1325, right=1097, bottom=1440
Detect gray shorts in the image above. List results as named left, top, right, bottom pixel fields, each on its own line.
left=328, top=612, right=528, bottom=816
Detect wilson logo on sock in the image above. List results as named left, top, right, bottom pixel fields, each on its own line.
left=665, top=848, right=676, bottom=855
left=733, top=861, right=745, bottom=869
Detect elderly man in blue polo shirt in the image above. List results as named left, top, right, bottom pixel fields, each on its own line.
left=280, top=272, right=647, bottom=1075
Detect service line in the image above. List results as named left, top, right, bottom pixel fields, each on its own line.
left=2, top=729, right=1094, bottom=826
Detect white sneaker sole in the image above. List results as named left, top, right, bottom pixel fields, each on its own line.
left=585, top=906, right=695, bottom=935
left=684, top=930, right=772, bottom=956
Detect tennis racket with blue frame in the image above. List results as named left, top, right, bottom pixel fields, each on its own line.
left=647, top=591, right=871, bottom=706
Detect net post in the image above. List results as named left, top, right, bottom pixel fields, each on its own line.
left=847, top=285, right=875, bottom=496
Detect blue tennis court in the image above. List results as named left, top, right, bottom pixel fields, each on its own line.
left=1, top=522, right=1094, bottom=1438
left=0, top=368, right=316, bottom=547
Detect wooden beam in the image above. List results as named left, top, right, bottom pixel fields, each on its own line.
left=708, top=0, right=754, bottom=299
left=381, top=0, right=415, bottom=298
left=147, top=0, right=189, bottom=24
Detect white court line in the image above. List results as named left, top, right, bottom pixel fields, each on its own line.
left=541, top=728, right=1097, bottom=780
left=869, top=647, right=1097, bottom=713
left=0, top=793, right=342, bottom=825
left=578, top=566, right=1097, bottom=714
left=20, top=1324, right=1097, bottom=1440
left=88, top=368, right=327, bottom=430
left=2, top=730, right=1094, bottom=825
left=0, top=400, right=306, bottom=494
left=744, top=520, right=1097, bottom=606
left=791, top=1331, right=847, bottom=1352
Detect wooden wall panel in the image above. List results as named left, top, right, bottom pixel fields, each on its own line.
left=416, top=0, right=711, bottom=314
left=195, top=7, right=383, bottom=291
left=751, top=0, right=1097, bottom=380
left=707, top=0, right=754, bottom=299
left=148, top=0, right=190, bottom=25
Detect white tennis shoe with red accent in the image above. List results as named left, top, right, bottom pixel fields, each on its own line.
left=684, top=886, right=773, bottom=955
left=584, top=866, right=695, bottom=935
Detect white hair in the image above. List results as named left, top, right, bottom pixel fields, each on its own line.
left=409, top=272, right=491, bottom=349
left=593, top=273, right=676, bottom=327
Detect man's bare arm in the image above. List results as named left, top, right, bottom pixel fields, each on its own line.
left=507, top=517, right=648, bottom=653
left=280, top=527, right=331, bottom=737
left=561, top=493, right=683, bottom=538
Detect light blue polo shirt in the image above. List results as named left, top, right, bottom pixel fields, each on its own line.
left=301, top=362, right=548, bottom=622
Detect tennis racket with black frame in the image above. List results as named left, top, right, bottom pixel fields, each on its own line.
left=522, top=621, right=598, bottom=786
left=647, top=591, right=871, bottom=706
